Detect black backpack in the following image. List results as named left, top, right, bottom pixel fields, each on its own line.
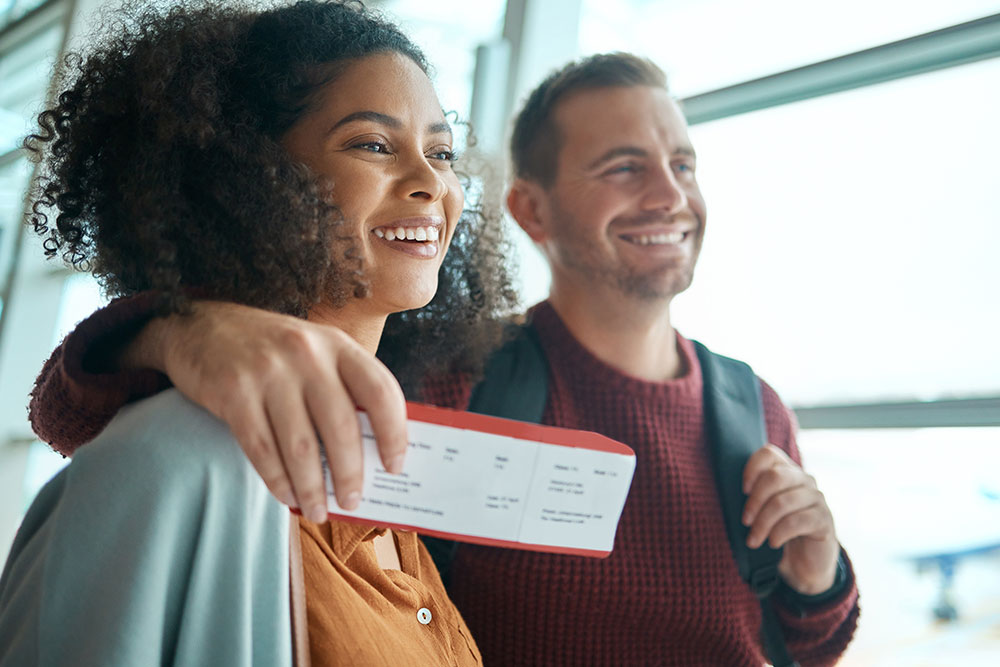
left=423, top=323, right=798, bottom=667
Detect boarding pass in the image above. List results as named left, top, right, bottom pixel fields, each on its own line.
left=320, top=402, right=636, bottom=558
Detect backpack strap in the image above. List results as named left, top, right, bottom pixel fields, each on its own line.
left=693, top=340, right=798, bottom=667
left=422, top=321, right=550, bottom=585
left=466, top=321, right=548, bottom=423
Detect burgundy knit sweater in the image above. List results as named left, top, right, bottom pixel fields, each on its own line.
left=29, top=297, right=859, bottom=666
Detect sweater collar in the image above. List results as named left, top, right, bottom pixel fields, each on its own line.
left=528, top=300, right=702, bottom=399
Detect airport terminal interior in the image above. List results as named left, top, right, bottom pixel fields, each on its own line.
left=1, top=0, right=998, bottom=664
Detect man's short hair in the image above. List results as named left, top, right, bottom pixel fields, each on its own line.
left=510, top=52, right=668, bottom=187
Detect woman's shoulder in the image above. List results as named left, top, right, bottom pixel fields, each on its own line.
left=70, top=389, right=267, bottom=501
left=1, top=390, right=292, bottom=667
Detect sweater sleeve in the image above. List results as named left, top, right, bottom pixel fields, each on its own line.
left=760, top=380, right=861, bottom=666
left=29, top=292, right=172, bottom=456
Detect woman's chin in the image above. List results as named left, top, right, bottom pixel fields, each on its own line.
left=387, top=287, right=438, bottom=313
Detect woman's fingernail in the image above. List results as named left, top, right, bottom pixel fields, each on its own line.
left=308, top=505, right=328, bottom=523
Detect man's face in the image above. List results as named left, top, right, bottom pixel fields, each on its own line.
left=530, top=85, right=707, bottom=302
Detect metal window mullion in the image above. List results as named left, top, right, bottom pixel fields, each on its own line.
left=0, top=0, right=63, bottom=52
left=792, top=397, right=1000, bottom=429
left=682, top=13, right=1000, bottom=125
left=0, top=149, right=25, bottom=168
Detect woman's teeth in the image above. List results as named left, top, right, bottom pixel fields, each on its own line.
left=373, top=226, right=439, bottom=242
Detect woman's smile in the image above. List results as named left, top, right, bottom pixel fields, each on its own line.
left=371, top=216, right=444, bottom=258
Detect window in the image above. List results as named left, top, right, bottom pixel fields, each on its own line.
left=579, top=0, right=1000, bottom=96
left=800, top=427, right=1000, bottom=661
left=0, top=12, right=64, bottom=312
left=575, top=2, right=1000, bottom=661
left=0, top=0, right=66, bottom=562
left=675, top=57, right=1000, bottom=406
left=373, top=0, right=506, bottom=124
left=19, top=272, right=107, bottom=513
left=0, top=0, right=50, bottom=31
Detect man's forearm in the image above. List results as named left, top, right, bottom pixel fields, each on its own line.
left=116, top=311, right=174, bottom=374
left=30, top=292, right=172, bottom=454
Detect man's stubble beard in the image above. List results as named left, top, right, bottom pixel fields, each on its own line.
left=547, top=203, right=701, bottom=302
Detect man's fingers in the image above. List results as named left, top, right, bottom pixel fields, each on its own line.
left=265, top=388, right=329, bottom=524
left=226, top=403, right=297, bottom=508
left=742, top=463, right=812, bottom=526
left=741, top=443, right=793, bottom=494
left=339, top=350, right=409, bottom=474
left=159, top=302, right=409, bottom=520
left=304, top=375, right=365, bottom=513
left=746, top=487, right=822, bottom=549
left=764, top=506, right=831, bottom=549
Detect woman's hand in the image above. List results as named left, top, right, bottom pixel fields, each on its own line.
left=126, top=301, right=409, bottom=523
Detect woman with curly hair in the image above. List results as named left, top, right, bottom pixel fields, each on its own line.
left=0, top=1, right=517, bottom=665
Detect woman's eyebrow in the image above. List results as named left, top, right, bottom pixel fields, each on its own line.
left=428, top=121, right=452, bottom=136
left=329, top=110, right=401, bottom=133
left=329, top=111, right=452, bottom=137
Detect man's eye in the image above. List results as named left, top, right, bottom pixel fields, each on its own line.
left=674, top=162, right=695, bottom=174
left=606, top=163, right=639, bottom=175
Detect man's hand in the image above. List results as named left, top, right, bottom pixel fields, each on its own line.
left=124, top=301, right=409, bottom=524
left=741, top=444, right=840, bottom=595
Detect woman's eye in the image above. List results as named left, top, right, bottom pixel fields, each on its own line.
left=355, top=141, right=390, bottom=154
left=429, top=149, right=457, bottom=163
left=674, top=162, right=695, bottom=174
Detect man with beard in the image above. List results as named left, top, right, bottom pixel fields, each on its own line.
left=28, top=53, right=858, bottom=666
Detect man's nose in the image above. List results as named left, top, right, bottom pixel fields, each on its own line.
left=642, top=164, right=687, bottom=214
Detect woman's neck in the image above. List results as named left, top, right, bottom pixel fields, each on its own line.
left=307, top=302, right=387, bottom=356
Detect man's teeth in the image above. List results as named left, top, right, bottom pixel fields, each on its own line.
left=628, top=231, right=685, bottom=246
left=373, top=226, right=440, bottom=242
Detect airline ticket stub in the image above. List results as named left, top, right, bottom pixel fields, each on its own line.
left=321, top=402, right=636, bottom=558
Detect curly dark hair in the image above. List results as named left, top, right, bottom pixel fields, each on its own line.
left=25, top=0, right=518, bottom=396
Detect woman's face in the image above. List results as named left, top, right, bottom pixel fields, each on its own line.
left=282, top=51, right=463, bottom=316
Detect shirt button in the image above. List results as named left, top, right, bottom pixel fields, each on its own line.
left=416, top=607, right=432, bottom=625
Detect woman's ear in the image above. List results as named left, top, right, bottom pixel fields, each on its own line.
left=506, top=179, right=549, bottom=243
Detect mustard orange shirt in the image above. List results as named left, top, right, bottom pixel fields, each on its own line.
left=298, top=517, right=482, bottom=666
